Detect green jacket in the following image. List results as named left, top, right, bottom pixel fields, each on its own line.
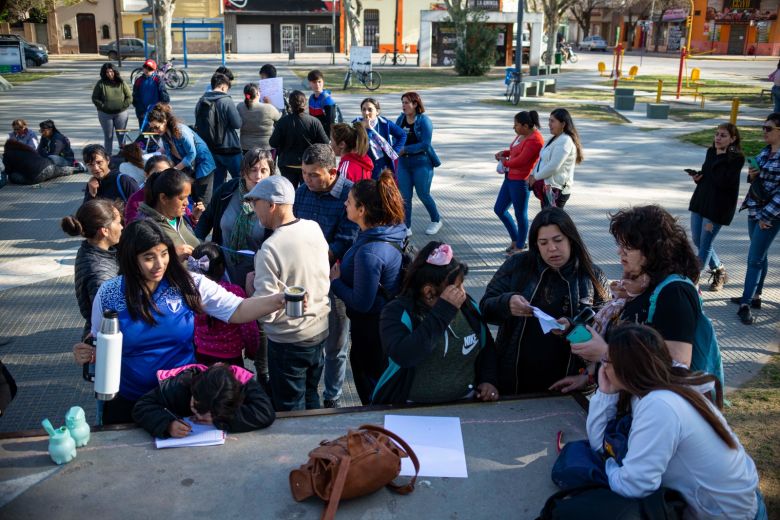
left=92, top=80, right=132, bottom=115
left=137, top=202, right=200, bottom=251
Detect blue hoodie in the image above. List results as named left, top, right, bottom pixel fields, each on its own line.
left=331, top=223, right=406, bottom=315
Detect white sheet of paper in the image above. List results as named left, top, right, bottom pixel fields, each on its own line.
left=532, top=306, right=566, bottom=334
left=384, top=415, right=468, bottom=478
left=258, top=77, right=284, bottom=110
left=155, top=419, right=226, bottom=449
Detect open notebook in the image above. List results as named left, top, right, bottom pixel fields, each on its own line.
left=155, top=418, right=226, bottom=449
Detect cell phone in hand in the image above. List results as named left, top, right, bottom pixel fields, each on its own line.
left=684, top=168, right=699, bottom=176
left=747, top=157, right=760, bottom=170
left=82, top=337, right=95, bottom=383
left=566, top=307, right=596, bottom=344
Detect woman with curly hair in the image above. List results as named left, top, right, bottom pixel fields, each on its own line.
left=567, top=205, right=718, bottom=377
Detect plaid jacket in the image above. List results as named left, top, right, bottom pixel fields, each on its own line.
left=293, top=174, right=358, bottom=260
left=744, top=145, right=780, bottom=221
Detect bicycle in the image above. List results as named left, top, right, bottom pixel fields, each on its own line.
left=130, top=58, right=189, bottom=89
left=343, top=63, right=382, bottom=91
left=505, top=70, right=522, bottom=106
left=379, top=51, right=406, bottom=66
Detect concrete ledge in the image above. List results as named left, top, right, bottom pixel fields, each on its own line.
left=614, top=87, right=635, bottom=97
left=646, top=103, right=670, bottom=119
left=0, top=75, right=12, bottom=92
left=615, top=95, right=636, bottom=111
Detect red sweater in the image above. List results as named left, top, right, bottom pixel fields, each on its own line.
left=500, top=129, right=544, bottom=181
left=337, top=152, right=374, bottom=183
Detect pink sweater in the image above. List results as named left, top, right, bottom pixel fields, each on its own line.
left=194, top=281, right=259, bottom=359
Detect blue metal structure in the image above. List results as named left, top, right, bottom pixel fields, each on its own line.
left=142, top=18, right=225, bottom=67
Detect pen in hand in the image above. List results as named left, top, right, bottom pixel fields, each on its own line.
left=163, top=407, right=192, bottom=438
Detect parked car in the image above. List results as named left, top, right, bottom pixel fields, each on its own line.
left=99, top=38, right=156, bottom=60
left=0, top=33, right=46, bottom=52
left=0, top=36, right=48, bottom=67
left=579, top=35, right=608, bottom=51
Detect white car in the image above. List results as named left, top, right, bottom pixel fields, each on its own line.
left=579, top=36, right=608, bottom=51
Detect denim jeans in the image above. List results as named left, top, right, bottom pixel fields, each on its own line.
left=494, top=178, right=529, bottom=245
left=212, top=152, right=242, bottom=195
left=267, top=338, right=324, bottom=411
left=397, top=154, right=440, bottom=228
left=323, top=293, right=350, bottom=401
left=741, top=217, right=779, bottom=304
left=48, top=155, right=70, bottom=167
left=690, top=211, right=723, bottom=271
left=97, top=110, right=129, bottom=155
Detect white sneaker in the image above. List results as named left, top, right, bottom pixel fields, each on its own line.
left=425, top=221, right=442, bottom=235
left=405, top=227, right=413, bottom=238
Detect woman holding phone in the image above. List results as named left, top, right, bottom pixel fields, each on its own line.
left=687, top=123, right=744, bottom=292
left=480, top=208, right=608, bottom=394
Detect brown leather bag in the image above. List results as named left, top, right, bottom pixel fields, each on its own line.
left=289, top=424, right=420, bottom=520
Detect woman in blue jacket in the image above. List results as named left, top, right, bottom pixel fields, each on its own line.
left=330, top=170, right=406, bottom=404
left=146, top=103, right=216, bottom=204
left=353, top=97, right=406, bottom=179
left=395, top=92, right=443, bottom=237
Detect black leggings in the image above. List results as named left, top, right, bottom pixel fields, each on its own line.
left=348, top=311, right=387, bottom=405
left=101, top=395, right=137, bottom=425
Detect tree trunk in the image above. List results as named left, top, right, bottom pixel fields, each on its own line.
left=344, top=0, right=362, bottom=46
left=152, top=0, right=175, bottom=63
left=545, top=9, right=559, bottom=64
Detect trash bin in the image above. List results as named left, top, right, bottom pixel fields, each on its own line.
left=505, top=67, right=514, bottom=85
left=554, top=52, right=563, bottom=65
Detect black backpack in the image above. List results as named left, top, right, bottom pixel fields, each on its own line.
left=367, top=238, right=416, bottom=299
left=536, top=484, right=686, bottom=520
left=195, top=96, right=224, bottom=150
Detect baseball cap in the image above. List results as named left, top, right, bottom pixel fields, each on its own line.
left=143, top=59, right=157, bottom=71
left=244, top=176, right=295, bottom=205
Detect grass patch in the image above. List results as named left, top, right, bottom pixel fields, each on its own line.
left=679, top=125, right=764, bottom=157
left=478, top=99, right=626, bottom=124
left=668, top=108, right=732, bottom=122
left=724, top=355, right=780, bottom=518
left=290, top=66, right=502, bottom=93
left=3, top=71, right=60, bottom=85
left=604, top=75, right=762, bottom=106
left=548, top=88, right=615, bottom=101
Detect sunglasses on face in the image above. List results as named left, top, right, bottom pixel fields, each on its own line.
left=762, top=125, right=780, bottom=132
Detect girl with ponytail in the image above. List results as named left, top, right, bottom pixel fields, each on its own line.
left=331, top=122, right=374, bottom=182
left=62, top=199, right=123, bottom=339
left=329, top=169, right=406, bottom=403
left=494, top=110, right=544, bottom=255
left=237, top=83, right=281, bottom=152
left=587, top=323, right=764, bottom=519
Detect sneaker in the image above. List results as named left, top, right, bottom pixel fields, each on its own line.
left=708, top=266, right=728, bottom=292
left=405, top=227, right=413, bottom=238
left=730, top=296, right=761, bottom=309
left=323, top=399, right=340, bottom=409
left=737, top=304, right=755, bottom=325
left=425, top=220, right=442, bottom=235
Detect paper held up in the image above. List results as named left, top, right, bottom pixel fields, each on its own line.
left=531, top=306, right=567, bottom=334
left=384, top=415, right=468, bottom=478
left=257, top=77, right=285, bottom=111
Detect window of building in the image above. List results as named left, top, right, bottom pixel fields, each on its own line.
left=281, top=24, right=301, bottom=52
left=101, top=25, right=110, bottom=39
left=305, top=24, right=332, bottom=48
left=64, top=25, right=72, bottom=40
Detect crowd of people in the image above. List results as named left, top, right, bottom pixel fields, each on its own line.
left=0, top=60, right=774, bottom=519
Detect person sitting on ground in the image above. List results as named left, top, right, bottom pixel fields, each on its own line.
left=82, top=144, right=139, bottom=204
left=237, top=83, right=281, bottom=152
left=374, top=241, right=499, bottom=405
left=117, top=142, right=146, bottom=185
left=132, top=363, right=275, bottom=438
left=307, top=69, right=337, bottom=137
left=331, top=122, right=374, bottom=183
left=188, top=242, right=260, bottom=367
left=37, top=120, right=75, bottom=167
left=587, top=323, right=764, bottom=520
left=293, top=144, right=358, bottom=408
left=329, top=170, right=406, bottom=404
left=72, top=219, right=286, bottom=424
left=137, top=167, right=202, bottom=262
left=247, top=176, right=331, bottom=411
left=147, top=102, right=216, bottom=205
left=62, top=199, right=122, bottom=340
left=8, top=119, right=39, bottom=150
left=125, top=156, right=173, bottom=223
left=480, top=207, right=609, bottom=395
left=268, top=90, right=329, bottom=189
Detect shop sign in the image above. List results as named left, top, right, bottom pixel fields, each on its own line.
left=224, top=0, right=338, bottom=12
left=662, top=8, right=688, bottom=21
left=706, top=0, right=777, bottom=23
left=468, top=0, right=501, bottom=9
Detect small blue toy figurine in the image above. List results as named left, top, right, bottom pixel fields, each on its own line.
left=65, top=406, right=90, bottom=447
left=41, top=418, right=77, bottom=465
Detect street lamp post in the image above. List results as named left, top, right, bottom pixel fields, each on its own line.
left=515, top=0, right=523, bottom=79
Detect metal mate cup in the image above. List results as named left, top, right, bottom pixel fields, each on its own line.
left=284, top=286, right=306, bottom=317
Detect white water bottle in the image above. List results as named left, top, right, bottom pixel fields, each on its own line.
left=95, top=310, right=122, bottom=401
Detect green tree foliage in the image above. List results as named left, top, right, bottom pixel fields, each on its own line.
left=444, top=0, right=498, bottom=76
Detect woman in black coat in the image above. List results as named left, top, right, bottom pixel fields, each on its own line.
left=688, top=123, right=745, bottom=292
left=268, top=90, right=329, bottom=188
left=480, top=208, right=609, bottom=395
left=61, top=199, right=123, bottom=340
